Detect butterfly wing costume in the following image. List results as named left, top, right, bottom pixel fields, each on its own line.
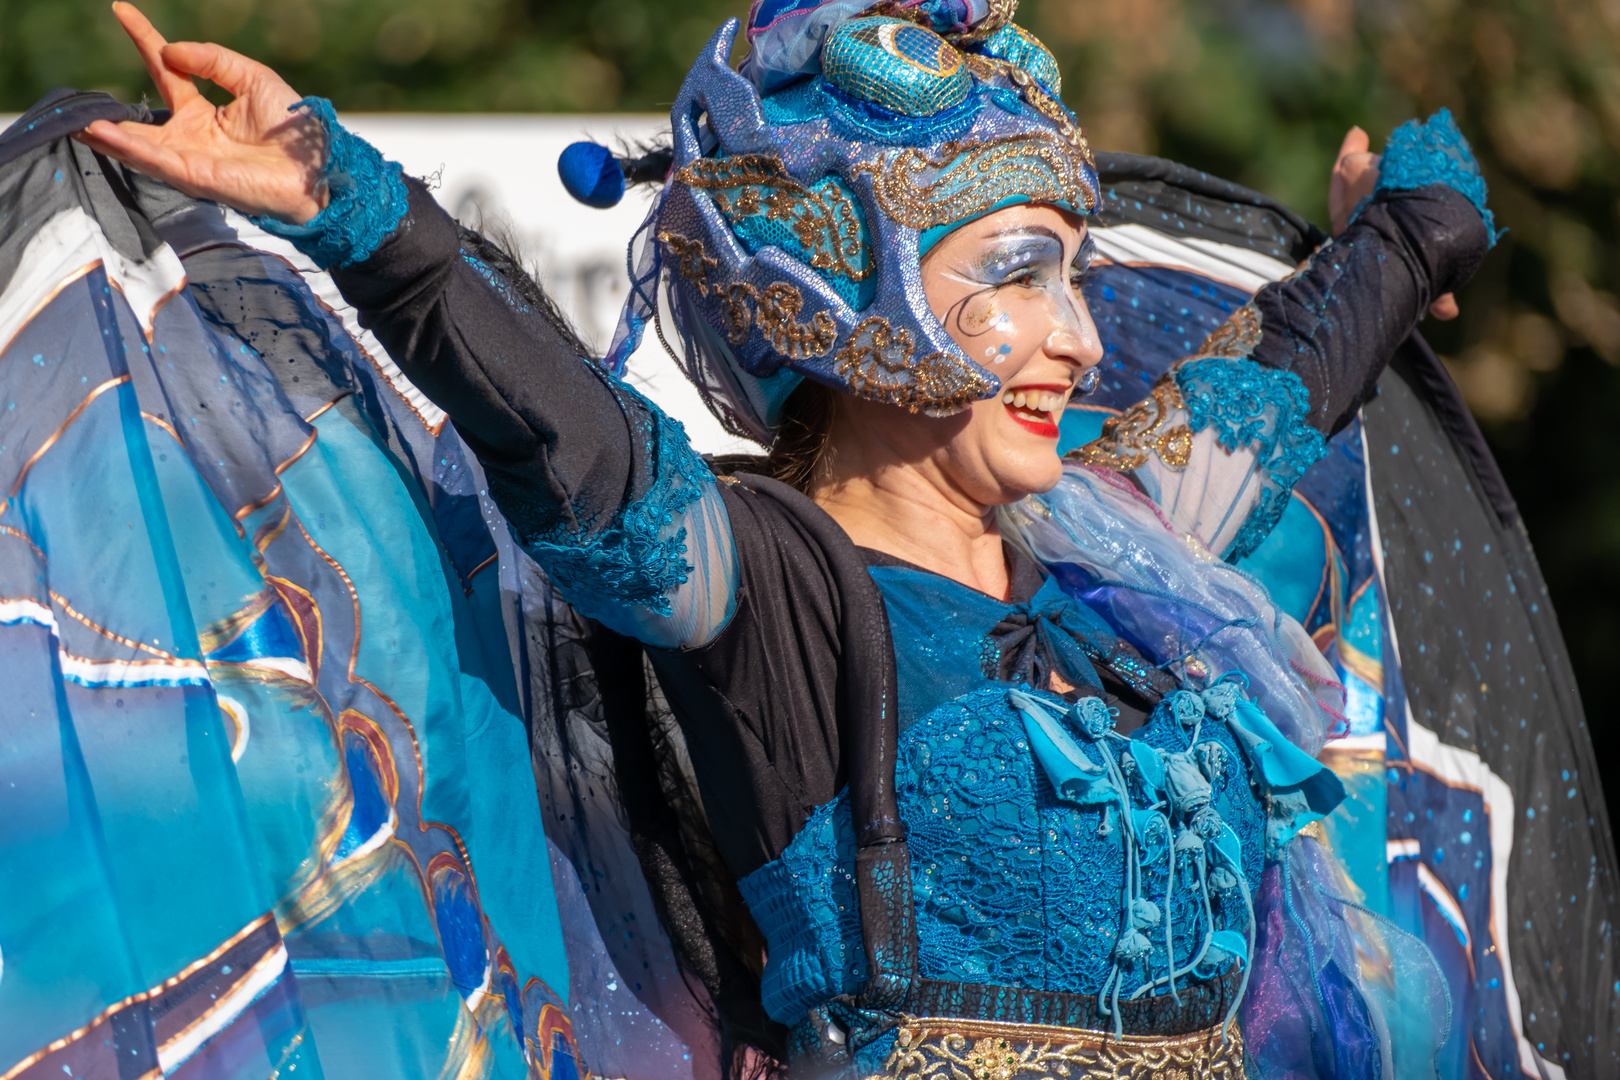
left=0, top=3, right=1612, bottom=1078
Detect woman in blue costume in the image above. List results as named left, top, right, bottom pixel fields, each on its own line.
left=73, top=1, right=1497, bottom=1076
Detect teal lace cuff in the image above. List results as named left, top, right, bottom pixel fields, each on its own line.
left=252, top=97, right=409, bottom=268
left=517, top=396, right=714, bottom=620
left=1174, top=357, right=1326, bottom=561
left=1373, top=107, right=1500, bottom=247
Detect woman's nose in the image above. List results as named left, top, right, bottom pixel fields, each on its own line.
left=1045, top=292, right=1105, bottom=371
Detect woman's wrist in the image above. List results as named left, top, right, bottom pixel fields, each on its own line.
left=252, top=97, right=409, bottom=269
left=1367, top=108, right=1500, bottom=247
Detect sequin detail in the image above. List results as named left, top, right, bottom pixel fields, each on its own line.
left=675, top=154, right=875, bottom=309
left=821, top=16, right=971, bottom=118
left=858, top=133, right=1097, bottom=234
left=966, top=55, right=1096, bottom=166
left=252, top=97, right=408, bottom=269
left=971, top=23, right=1061, bottom=94
left=833, top=315, right=993, bottom=412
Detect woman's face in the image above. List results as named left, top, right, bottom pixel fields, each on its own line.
left=895, top=202, right=1103, bottom=503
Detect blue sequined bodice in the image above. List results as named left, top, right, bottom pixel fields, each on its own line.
left=736, top=565, right=1309, bottom=1028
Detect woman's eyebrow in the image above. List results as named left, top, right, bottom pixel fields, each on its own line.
left=985, top=224, right=1066, bottom=246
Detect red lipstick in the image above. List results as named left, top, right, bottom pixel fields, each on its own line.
left=1002, top=382, right=1068, bottom=439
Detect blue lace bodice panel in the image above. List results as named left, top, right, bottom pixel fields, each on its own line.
left=738, top=684, right=1269, bottom=1025
left=737, top=568, right=1282, bottom=1027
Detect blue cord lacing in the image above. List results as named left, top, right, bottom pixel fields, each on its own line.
left=1007, top=688, right=1256, bottom=1040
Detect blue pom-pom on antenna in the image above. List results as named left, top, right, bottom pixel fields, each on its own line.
left=558, top=141, right=625, bottom=208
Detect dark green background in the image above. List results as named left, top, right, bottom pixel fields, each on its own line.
left=13, top=0, right=1616, bottom=806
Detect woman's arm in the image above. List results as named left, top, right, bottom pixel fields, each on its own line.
left=325, top=165, right=738, bottom=649
left=1079, top=112, right=1494, bottom=560
left=78, top=4, right=737, bottom=648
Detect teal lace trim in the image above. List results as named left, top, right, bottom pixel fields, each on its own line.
left=1174, top=356, right=1325, bottom=561
left=517, top=394, right=710, bottom=617
left=1374, top=107, right=1500, bottom=247
left=736, top=797, right=867, bottom=1024
left=252, top=97, right=409, bottom=269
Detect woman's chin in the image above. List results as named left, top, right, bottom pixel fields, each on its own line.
left=984, top=449, right=1065, bottom=502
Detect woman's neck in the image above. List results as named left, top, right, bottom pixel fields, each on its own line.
left=812, top=463, right=1012, bottom=600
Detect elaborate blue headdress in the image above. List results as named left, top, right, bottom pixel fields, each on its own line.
left=593, top=0, right=1100, bottom=443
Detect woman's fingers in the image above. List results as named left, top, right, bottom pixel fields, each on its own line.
left=1329, top=126, right=1381, bottom=236
left=1429, top=293, right=1460, bottom=320
left=77, top=119, right=193, bottom=184
left=76, top=118, right=157, bottom=162
left=1335, top=126, right=1371, bottom=165
left=110, top=2, right=199, bottom=112
left=162, top=41, right=266, bottom=100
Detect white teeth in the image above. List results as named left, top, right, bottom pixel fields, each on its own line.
left=1003, top=389, right=1066, bottom=418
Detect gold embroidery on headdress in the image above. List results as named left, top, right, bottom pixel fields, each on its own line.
left=856, top=132, right=1095, bottom=232
left=834, top=314, right=993, bottom=413
left=1069, top=305, right=1266, bottom=472
left=955, top=47, right=1092, bottom=165
left=658, top=235, right=992, bottom=410
left=660, top=232, right=717, bottom=293
left=675, top=155, right=873, bottom=283
left=658, top=232, right=838, bottom=359
left=1004, top=64, right=1093, bottom=166
left=756, top=282, right=838, bottom=358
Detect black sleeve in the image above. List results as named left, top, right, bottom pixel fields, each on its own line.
left=645, top=479, right=851, bottom=879
left=327, top=178, right=655, bottom=545
left=641, top=473, right=910, bottom=882
left=1250, top=184, right=1491, bottom=436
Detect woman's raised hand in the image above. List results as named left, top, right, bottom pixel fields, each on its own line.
left=1330, top=126, right=1458, bottom=321
left=74, top=2, right=328, bottom=224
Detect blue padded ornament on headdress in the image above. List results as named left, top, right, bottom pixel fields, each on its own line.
left=599, top=0, right=1099, bottom=444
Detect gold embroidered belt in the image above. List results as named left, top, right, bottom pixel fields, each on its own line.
left=873, top=1016, right=1245, bottom=1080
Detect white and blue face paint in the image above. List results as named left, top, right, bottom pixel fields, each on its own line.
left=927, top=221, right=1102, bottom=395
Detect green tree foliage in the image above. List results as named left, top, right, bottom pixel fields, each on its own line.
left=0, top=0, right=748, bottom=111
left=6, top=0, right=1617, bottom=790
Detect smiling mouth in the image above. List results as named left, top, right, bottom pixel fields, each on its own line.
left=1001, top=386, right=1066, bottom=437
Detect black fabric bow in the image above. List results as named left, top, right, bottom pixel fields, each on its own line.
left=983, top=589, right=1178, bottom=703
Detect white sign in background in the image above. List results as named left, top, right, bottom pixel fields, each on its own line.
left=344, top=114, right=758, bottom=457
